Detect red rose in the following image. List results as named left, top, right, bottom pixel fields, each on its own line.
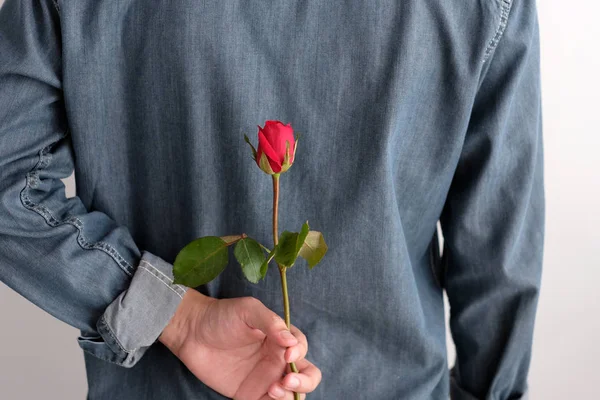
left=253, top=120, right=297, bottom=175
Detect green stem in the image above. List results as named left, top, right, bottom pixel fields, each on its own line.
left=257, top=241, right=272, bottom=254
left=272, top=174, right=301, bottom=400
left=279, top=267, right=293, bottom=330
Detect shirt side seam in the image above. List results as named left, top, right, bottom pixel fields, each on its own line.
left=483, top=0, right=513, bottom=63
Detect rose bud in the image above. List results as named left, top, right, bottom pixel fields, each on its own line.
left=245, top=120, right=298, bottom=175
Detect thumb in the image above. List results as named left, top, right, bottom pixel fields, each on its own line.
left=240, top=297, right=298, bottom=348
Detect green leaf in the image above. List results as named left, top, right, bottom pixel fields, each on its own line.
left=292, top=132, right=300, bottom=164
left=298, top=230, right=328, bottom=269
left=298, top=220, right=309, bottom=252
left=274, top=231, right=298, bottom=267
left=173, top=236, right=229, bottom=286
left=234, top=238, right=266, bottom=284
left=244, top=134, right=257, bottom=161
left=260, top=246, right=277, bottom=278
left=274, top=221, right=310, bottom=267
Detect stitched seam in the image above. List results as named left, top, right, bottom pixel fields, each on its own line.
left=18, top=131, right=135, bottom=277
left=77, top=334, right=132, bottom=368
left=100, top=314, right=137, bottom=354
left=139, top=265, right=185, bottom=299
left=51, top=0, right=60, bottom=13
left=78, top=346, right=128, bottom=367
left=483, top=0, right=513, bottom=63
left=140, top=260, right=187, bottom=296
left=98, top=263, right=186, bottom=355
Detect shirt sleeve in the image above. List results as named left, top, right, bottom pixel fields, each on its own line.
left=440, top=0, right=544, bottom=399
left=0, top=0, right=188, bottom=367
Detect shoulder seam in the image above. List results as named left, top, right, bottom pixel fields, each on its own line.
left=18, top=131, right=135, bottom=277
left=483, top=0, right=514, bottom=63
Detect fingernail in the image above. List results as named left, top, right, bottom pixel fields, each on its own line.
left=285, top=376, right=300, bottom=389
left=280, top=330, right=296, bottom=341
left=286, top=348, right=298, bottom=362
left=269, top=386, right=285, bottom=398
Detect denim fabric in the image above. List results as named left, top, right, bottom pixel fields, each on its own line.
left=0, top=0, right=544, bottom=399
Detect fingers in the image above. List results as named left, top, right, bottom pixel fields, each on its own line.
left=237, top=297, right=321, bottom=399
left=266, top=358, right=322, bottom=399
left=262, top=385, right=306, bottom=400
left=240, top=297, right=298, bottom=348
left=282, top=358, right=322, bottom=393
left=284, top=324, right=308, bottom=363
left=259, top=392, right=305, bottom=400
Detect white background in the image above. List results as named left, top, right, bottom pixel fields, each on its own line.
left=1, top=0, right=598, bottom=398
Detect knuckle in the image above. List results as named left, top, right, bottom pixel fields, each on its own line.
left=291, top=324, right=307, bottom=339
left=242, top=296, right=262, bottom=309
left=295, top=326, right=307, bottom=340
left=302, top=338, right=308, bottom=353
left=270, top=313, right=285, bottom=328
left=304, top=382, right=317, bottom=394
left=314, top=368, right=322, bottom=385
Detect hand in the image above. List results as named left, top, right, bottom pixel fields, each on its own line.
left=158, top=288, right=322, bottom=399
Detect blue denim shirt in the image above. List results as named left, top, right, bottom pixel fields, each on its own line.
left=0, top=0, right=544, bottom=399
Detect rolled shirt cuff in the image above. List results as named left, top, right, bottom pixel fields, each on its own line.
left=78, top=250, right=188, bottom=367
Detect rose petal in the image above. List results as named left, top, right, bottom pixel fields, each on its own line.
left=261, top=122, right=294, bottom=163
left=260, top=121, right=280, bottom=145
left=258, top=131, right=282, bottom=171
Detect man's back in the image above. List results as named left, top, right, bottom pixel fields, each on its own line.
left=0, top=1, right=544, bottom=399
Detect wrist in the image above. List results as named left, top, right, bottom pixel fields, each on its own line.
left=158, top=288, right=213, bottom=355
